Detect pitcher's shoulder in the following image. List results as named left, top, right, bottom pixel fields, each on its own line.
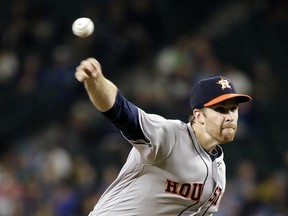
left=165, top=119, right=188, bottom=132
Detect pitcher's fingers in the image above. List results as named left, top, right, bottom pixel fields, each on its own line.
left=75, top=70, right=89, bottom=82
left=87, top=58, right=101, bottom=69
left=75, top=65, right=89, bottom=78
left=81, top=60, right=95, bottom=74
left=87, top=58, right=102, bottom=76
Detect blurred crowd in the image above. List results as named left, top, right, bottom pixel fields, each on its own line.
left=0, top=0, right=288, bottom=215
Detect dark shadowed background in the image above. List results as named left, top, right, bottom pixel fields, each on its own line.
left=0, top=0, right=287, bottom=215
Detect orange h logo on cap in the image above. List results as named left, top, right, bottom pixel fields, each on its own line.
left=216, top=77, right=232, bottom=90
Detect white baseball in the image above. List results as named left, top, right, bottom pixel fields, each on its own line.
left=72, top=17, right=94, bottom=38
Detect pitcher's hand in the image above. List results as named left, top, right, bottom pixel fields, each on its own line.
left=75, top=58, right=102, bottom=82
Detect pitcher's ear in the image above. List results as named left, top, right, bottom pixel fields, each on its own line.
left=193, top=109, right=205, bottom=125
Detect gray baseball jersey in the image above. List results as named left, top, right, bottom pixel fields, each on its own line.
left=89, top=108, right=226, bottom=216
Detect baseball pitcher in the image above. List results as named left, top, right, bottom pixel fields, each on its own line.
left=75, top=58, right=252, bottom=216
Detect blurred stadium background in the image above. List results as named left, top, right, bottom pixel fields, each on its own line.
left=0, top=0, right=287, bottom=215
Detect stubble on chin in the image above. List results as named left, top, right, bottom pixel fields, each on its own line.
left=218, top=127, right=236, bottom=143
left=222, top=130, right=236, bottom=143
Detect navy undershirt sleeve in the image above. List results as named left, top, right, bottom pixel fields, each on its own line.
left=101, top=90, right=145, bottom=141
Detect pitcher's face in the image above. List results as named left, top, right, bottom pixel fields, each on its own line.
left=202, top=99, right=239, bottom=144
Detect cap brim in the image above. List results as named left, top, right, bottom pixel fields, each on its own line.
left=204, top=93, right=252, bottom=107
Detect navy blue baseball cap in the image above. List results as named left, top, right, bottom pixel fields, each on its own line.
left=190, top=76, right=252, bottom=110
